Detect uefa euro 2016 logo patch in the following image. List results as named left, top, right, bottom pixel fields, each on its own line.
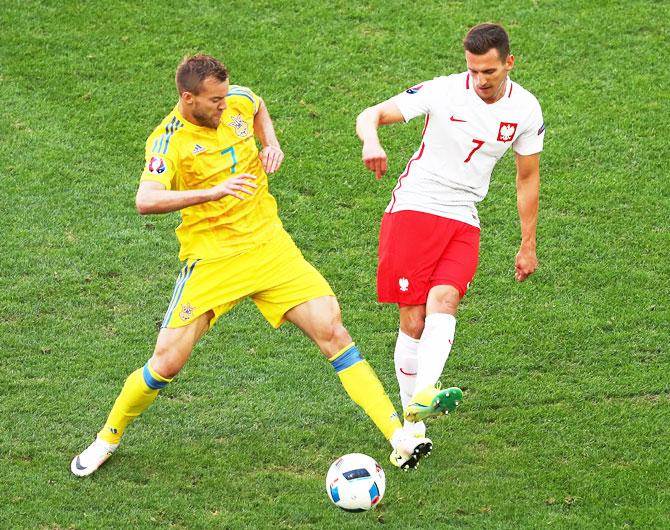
left=179, top=303, right=195, bottom=321
left=229, top=114, right=249, bottom=137
left=148, top=156, right=166, bottom=174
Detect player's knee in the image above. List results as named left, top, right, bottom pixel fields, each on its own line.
left=329, top=322, right=352, bottom=350
left=399, top=305, right=427, bottom=338
left=428, top=285, right=461, bottom=315
left=149, top=347, right=186, bottom=379
left=402, top=316, right=425, bottom=339
left=316, top=316, right=352, bottom=355
left=434, top=299, right=459, bottom=315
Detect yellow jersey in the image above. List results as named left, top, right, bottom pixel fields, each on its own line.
left=140, top=85, right=284, bottom=261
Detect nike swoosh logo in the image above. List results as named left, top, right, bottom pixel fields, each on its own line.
left=75, top=457, right=87, bottom=471
left=450, top=116, right=467, bottom=122
left=399, top=368, right=417, bottom=376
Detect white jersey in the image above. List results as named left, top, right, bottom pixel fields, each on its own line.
left=388, top=72, right=545, bottom=227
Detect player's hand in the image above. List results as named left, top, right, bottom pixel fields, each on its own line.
left=362, top=141, right=388, bottom=180
left=515, top=244, right=537, bottom=282
left=210, top=173, right=258, bottom=201
left=259, top=145, right=284, bottom=174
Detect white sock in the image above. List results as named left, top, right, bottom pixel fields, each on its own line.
left=414, top=313, right=456, bottom=391
left=390, top=425, right=428, bottom=448
left=394, top=331, right=426, bottom=436
left=393, top=330, right=420, bottom=410
left=390, top=428, right=405, bottom=449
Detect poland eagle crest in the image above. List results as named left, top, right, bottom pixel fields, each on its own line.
left=497, top=122, right=518, bottom=142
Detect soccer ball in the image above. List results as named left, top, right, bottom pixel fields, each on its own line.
left=325, top=453, right=386, bottom=512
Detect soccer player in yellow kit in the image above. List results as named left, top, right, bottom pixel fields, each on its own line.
left=71, top=54, right=431, bottom=476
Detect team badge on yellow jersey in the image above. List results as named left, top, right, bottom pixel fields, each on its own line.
left=179, top=303, right=195, bottom=322
left=229, top=114, right=249, bottom=137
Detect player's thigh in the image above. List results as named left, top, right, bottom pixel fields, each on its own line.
left=430, top=222, right=480, bottom=299
left=150, top=310, right=213, bottom=377
left=284, top=295, right=352, bottom=356
left=377, top=211, right=453, bottom=305
left=161, top=256, right=258, bottom=331
left=251, top=237, right=335, bottom=330
left=285, top=294, right=341, bottom=332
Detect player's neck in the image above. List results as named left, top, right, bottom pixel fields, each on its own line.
left=478, top=78, right=507, bottom=104
left=177, top=101, right=203, bottom=128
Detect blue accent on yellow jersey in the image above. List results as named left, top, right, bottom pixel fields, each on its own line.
left=161, top=260, right=198, bottom=328
left=153, top=117, right=184, bottom=155
left=228, top=85, right=257, bottom=112
left=330, top=345, right=363, bottom=372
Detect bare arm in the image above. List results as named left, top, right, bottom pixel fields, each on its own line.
left=514, top=152, right=541, bottom=281
left=135, top=176, right=257, bottom=215
left=254, top=97, right=284, bottom=174
left=356, top=100, right=406, bottom=179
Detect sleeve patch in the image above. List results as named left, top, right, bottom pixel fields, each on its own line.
left=147, top=156, right=167, bottom=174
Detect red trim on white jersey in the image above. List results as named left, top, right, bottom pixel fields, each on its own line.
left=390, top=116, right=429, bottom=211
left=389, top=138, right=426, bottom=212
left=466, top=73, right=470, bottom=89
left=508, top=81, right=513, bottom=98
left=420, top=113, right=430, bottom=137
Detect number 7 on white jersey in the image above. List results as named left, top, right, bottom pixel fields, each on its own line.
left=464, top=139, right=484, bottom=163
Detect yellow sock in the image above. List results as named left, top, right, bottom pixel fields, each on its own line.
left=330, top=343, right=402, bottom=440
left=97, top=363, right=172, bottom=445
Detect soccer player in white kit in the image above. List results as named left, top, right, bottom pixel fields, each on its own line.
left=356, top=23, right=545, bottom=443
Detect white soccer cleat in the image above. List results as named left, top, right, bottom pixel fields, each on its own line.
left=403, top=419, right=427, bottom=438
left=70, top=438, right=118, bottom=477
left=389, top=434, right=433, bottom=470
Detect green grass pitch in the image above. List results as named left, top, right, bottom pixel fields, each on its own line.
left=1, top=1, right=668, bottom=528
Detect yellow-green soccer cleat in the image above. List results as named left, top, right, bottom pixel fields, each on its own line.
left=389, top=435, right=433, bottom=470
left=404, top=385, right=463, bottom=423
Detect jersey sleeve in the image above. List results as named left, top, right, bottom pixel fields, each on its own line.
left=390, top=78, right=440, bottom=122
left=226, top=85, right=260, bottom=117
left=140, top=122, right=181, bottom=189
left=513, top=96, right=545, bottom=156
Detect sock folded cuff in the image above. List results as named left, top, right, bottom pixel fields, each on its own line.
left=398, top=330, right=420, bottom=344
left=329, top=344, right=363, bottom=373
left=425, top=313, right=457, bottom=327
left=143, top=362, right=173, bottom=390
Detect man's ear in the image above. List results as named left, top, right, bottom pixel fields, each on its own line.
left=505, top=54, right=515, bottom=72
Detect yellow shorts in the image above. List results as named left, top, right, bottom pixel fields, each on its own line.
left=161, top=230, right=334, bottom=329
